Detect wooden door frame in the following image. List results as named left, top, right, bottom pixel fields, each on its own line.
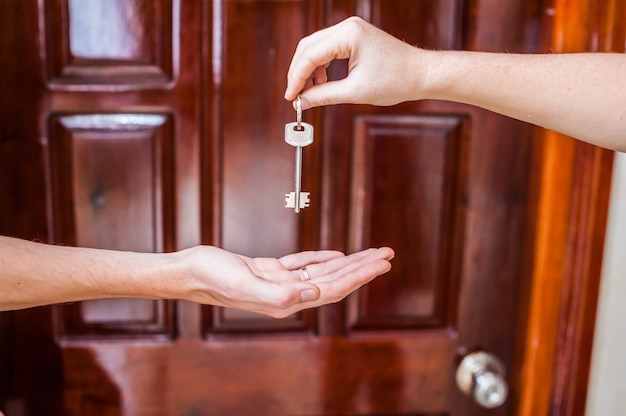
left=517, top=0, right=625, bottom=415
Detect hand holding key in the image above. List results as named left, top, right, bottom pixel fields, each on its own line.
left=285, top=96, right=314, bottom=213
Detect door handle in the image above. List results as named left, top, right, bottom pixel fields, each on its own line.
left=455, top=351, right=508, bottom=409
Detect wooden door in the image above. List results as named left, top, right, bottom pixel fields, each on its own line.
left=0, top=0, right=609, bottom=415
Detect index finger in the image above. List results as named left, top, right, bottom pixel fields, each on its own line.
left=314, top=255, right=393, bottom=303
left=285, top=25, right=353, bottom=101
left=279, top=250, right=345, bottom=270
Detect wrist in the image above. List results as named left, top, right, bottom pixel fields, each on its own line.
left=101, top=250, right=186, bottom=301
left=145, top=250, right=191, bottom=301
left=420, top=49, right=452, bottom=100
left=162, top=246, right=222, bottom=303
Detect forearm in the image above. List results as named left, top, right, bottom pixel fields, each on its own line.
left=0, top=236, right=181, bottom=310
left=0, top=237, right=395, bottom=316
left=424, top=51, right=626, bottom=151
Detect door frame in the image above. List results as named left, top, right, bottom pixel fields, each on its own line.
left=517, top=0, right=624, bottom=415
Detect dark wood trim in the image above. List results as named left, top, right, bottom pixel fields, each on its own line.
left=551, top=1, right=624, bottom=412
left=518, top=0, right=624, bottom=415
left=551, top=144, right=613, bottom=415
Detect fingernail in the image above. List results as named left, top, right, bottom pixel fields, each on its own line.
left=300, top=289, right=318, bottom=302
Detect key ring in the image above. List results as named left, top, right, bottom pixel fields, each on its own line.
left=296, top=96, right=302, bottom=129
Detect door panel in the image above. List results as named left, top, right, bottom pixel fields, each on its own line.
left=347, top=114, right=467, bottom=330
left=47, top=113, right=177, bottom=340
left=44, top=0, right=175, bottom=88
left=2, top=0, right=546, bottom=415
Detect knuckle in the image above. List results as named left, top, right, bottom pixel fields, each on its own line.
left=343, top=16, right=367, bottom=37
left=300, top=49, right=317, bottom=68
left=295, top=35, right=314, bottom=55
left=345, top=16, right=365, bottom=26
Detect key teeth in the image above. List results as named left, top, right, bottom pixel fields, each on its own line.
left=285, top=192, right=310, bottom=210
left=299, top=192, right=310, bottom=208
left=285, top=193, right=295, bottom=208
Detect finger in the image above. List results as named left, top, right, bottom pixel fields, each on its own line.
left=316, top=257, right=393, bottom=303
left=278, top=250, right=345, bottom=270
left=297, top=78, right=360, bottom=110
left=303, top=248, right=379, bottom=277
left=273, top=248, right=379, bottom=285
left=293, top=65, right=328, bottom=103
left=255, top=248, right=393, bottom=317
left=285, top=28, right=352, bottom=101
left=305, top=247, right=394, bottom=280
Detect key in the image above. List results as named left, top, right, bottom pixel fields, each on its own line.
left=284, top=121, right=313, bottom=212
left=285, top=98, right=314, bottom=213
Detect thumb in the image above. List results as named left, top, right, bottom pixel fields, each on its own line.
left=299, top=284, right=321, bottom=302
left=251, top=279, right=321, bottom=307
left=297, top=79, right=357, bottom=110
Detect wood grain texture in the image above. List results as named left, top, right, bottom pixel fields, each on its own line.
left=0, top=0, right=617, bottom=415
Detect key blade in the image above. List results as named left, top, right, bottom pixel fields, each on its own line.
left=293, top=146, right=302, bottom=211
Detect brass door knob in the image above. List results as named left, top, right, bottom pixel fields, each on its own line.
left=455, top=351, right=508, bottom=409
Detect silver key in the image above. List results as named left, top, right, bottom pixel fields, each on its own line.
left=285, top=98, right=314, bottom=213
